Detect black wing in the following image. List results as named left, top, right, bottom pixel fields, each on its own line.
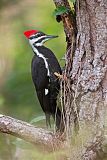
left=31, top=55, right=51, bottom=126
left=31, top=55, right=49, bottom=91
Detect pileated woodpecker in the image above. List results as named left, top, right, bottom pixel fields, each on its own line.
left=24, top=30, right=63, bottom=131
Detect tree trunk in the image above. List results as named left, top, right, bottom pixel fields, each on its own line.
left=52, top=0, right=107, bottom=159
left=70, top=0, right=107, bottom=127
left=63, top=0, right=107, bottom=159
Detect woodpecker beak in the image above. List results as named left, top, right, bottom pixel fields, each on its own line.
left=42, top=35, right=58, bottom=44
left=46, top=35, right=58, bottom=39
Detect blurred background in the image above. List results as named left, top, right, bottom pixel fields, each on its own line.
left=0, top=0, right=65, bottom=159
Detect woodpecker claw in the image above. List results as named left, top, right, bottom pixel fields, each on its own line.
left=54, top=72, right=67, bottom=81
left=54, top=72, right=63, bottom=79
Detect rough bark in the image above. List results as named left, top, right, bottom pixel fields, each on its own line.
left=0, top=114, right=65, bottom=152
left=82, top=133, right=107, bottom=160
left=53, top=0, right=107, bottom=159
left=71, top=0, right=107, bottom=125
left=55, top=0, right=107, bottom=134
left=68, top=0, right=107, bottom=159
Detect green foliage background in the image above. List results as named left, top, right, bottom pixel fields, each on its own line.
left=0, top=0, right=65, bottom=159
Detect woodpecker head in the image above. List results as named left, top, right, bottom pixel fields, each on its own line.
left=24, top=30, right=58, bottom=47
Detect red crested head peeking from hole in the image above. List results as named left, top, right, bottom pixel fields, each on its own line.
left=24, top=30, right=39, bottom=38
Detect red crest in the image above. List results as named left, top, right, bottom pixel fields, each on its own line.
left=24, top=30, right=38, bottom=38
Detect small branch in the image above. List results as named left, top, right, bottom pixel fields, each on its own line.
left=0, top=114, right=65, bottom=151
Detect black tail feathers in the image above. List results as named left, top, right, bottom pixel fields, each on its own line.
left=45, top=108, right=64, bottom=132
left=45, top=113, right=51, bottom=128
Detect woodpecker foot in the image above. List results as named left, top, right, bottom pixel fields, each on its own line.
left=54, top=72, right=67, bottom=81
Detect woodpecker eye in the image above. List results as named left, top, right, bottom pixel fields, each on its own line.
left=39, top=32, right=45, bottom=37
left=36, top=33, right=40, bottom=37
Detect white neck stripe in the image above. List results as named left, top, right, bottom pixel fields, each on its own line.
left=30, top=44, right=50, bottom=77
